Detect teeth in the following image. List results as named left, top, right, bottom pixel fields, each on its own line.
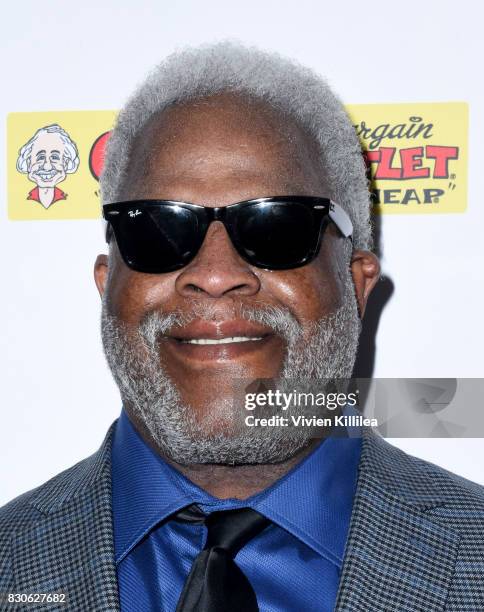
left=182, top=336, right=263, bottom=345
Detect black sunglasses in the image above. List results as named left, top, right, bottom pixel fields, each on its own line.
left=102, top=196, right=353, bottom=273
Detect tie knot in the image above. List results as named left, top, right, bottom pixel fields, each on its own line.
left=205, top=508, right=270, bottom=557
left=174, top=506, right=270, bottom=611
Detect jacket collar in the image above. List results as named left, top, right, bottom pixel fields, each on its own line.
left=12, top=422, right=459, bottom=611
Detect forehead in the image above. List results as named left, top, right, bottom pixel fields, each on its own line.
left=119, top=92, right=327, bottom=203
left=31, top=132, right=64, bottom=151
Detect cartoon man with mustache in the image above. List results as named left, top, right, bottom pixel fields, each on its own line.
left=16, top=123, right=80, bottom=209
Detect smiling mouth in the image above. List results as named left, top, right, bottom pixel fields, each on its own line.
left=35, top=170, right=58, bottom=181
left=161, top=318, right=280, bottom=364
left=179, top=336, right=264, bottom=345
left=165, top=333, right=275, bottom=364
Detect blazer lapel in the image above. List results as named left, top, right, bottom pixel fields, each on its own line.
left=335, top=429, right=460, bottom=611
left=11, top=422, right=120, bottom=611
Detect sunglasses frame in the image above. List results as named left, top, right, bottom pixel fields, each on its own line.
left=102, top=196, right=353, bottom=273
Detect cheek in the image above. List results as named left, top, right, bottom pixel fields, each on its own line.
left=268, top=268, right=340, bottom=321
left=260, top=238, right=345, bottom=323
left=105, top=256, right=176, bottom=325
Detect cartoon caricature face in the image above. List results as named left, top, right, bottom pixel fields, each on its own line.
left=27, top=131, right=68, bottom=188
left=16, top=124, right=80, bottom=209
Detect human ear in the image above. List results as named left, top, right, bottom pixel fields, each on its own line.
left=350, top=250, right=380, bottom=318
left=94, top=254, right=109, bottom=298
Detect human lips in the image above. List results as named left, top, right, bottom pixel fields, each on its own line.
left=180, top=336, right=264, bottom=345
left=162, top=319, right=278, bottom=362
left=169, top=319, right=272, bottom=342
left=35, top=169, right=59, bottom=181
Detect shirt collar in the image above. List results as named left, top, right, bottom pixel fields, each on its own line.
left=111, top=408, right=361, bottom=568
left=27, top=186, right=67, bottom=203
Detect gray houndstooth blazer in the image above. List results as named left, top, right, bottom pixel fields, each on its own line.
left=1, top=422, right=483, bottom=611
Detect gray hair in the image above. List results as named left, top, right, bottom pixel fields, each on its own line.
left=16, top=124, right=80, bottom=173
left=101, top=41, right=372, bottom=250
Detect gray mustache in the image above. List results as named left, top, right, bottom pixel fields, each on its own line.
left=138, top=303, right=303, bottom=350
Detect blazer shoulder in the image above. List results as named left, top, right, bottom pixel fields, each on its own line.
left=0, top=421, right=116, bottom=534
left=414, top=449, right=484, bottom=506
left=0, top=421, right=117, bottom=596
left=0, top=457, right=87, bottom=528
left=362, top=429, right=484, bottom=510
left=0, top=457, right=92, bottom=590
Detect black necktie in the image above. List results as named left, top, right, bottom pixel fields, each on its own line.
left=175, top=506, right=270, bottom=612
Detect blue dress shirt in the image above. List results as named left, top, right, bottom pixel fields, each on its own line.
left=111, top=408, right=362, bottom=612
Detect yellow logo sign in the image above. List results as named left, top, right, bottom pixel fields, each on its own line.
left=347, top=102, right=468, bottom=214
left=7, top=102, right=467, bottom=220
left=7, top=110, right=115, bottom=220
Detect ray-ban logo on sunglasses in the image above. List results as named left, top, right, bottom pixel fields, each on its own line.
left=128, top=209, right=142, bottom=218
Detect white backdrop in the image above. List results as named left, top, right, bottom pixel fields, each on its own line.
left=1, top=0, right=483, bottom=506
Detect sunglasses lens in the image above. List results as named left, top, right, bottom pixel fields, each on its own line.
left=114, top=205, right=203, bottom=273
left=233, top=202, right=321, bottom=268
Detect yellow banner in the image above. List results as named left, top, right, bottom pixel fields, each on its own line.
left=7, top=110, right=116, bottom=220
left=7, top=102, right=467, bottom=220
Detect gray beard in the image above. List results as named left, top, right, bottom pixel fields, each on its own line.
left=100, top=271, right=361, bottom=465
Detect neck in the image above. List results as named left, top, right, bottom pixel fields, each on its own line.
left=38, top=186, right=54, bottom=206
left=163, top=439, right=321, bottom=499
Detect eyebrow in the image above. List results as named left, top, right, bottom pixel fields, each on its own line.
left=35, top=149, right=61, bottom=159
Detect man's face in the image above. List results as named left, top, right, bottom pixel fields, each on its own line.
left=95, top=93, right=379, bottom=463
left=27, top=132, right=67, bottom=187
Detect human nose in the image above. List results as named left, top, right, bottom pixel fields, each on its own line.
left=42, top=157, right=52, bottom=170
left=175, top=221, right=261, bottom=298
